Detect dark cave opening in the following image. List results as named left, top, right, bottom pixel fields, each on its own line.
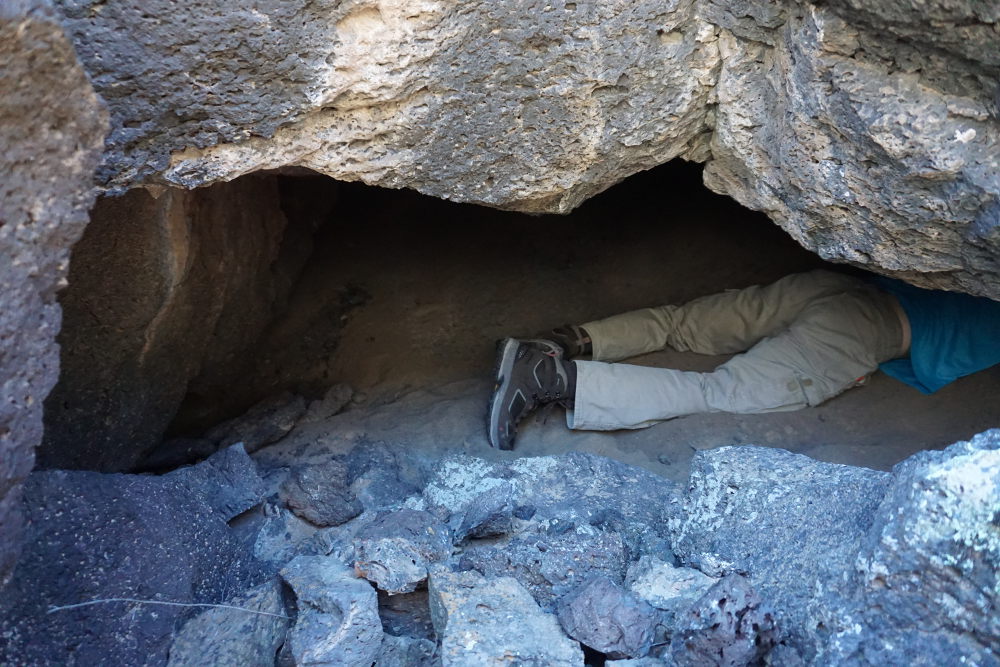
left=38, top=160, right=1000, bottom=475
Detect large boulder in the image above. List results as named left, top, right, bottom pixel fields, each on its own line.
left=671, top=446, right=892, bottom=657
left=824, top=429, right=1000, bottom=665
left=0, top=0, right=108, bottom=585
left=0, top=448, right=267, bottom=665
left=703, top=3, right=1000, bottom=298
left=48, top=0, right=1000, bottom=296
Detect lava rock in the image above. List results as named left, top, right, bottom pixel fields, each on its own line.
left=669, top=574, right=778, bottom=667
left=422, top=453, right=681, bottom=550
left=354, top=509, right=451, bottom=594
left=453, top=479, right=516, bottom=540
left=0, top=0, right=108, bottom=585
left=556, top=575, right=659, bottom=659
left=428, top=569, right=583, bottom=666
left=626, top=556, right=719, bottom=629
left=834, top=429, right=1000, bottom=664
left=167, top=579, right=289, bottom=667
left=300, top=383, right=354, bottom=424
left=207, top=392, right=308, bottom=453
left=280, top=555, right=383, bottom=666
left=375, top=634, right=437, bottom=666
left=253, top=506, right=324, bottom=567
left=0, top=468, right=262, bottom=665
left=168, top=443, right=267, bottom=520
left=351, top=467, right=421, bottom=512
left=280, top=460, right=364, bottom=527
left=458, top=524, right=628, bottom=610
left=671, top=446, right=890, bottom=652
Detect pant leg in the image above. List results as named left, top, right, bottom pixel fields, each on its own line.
left=568, top=286, right=902, bottom=430
left=581, top=270, right=868, bottom=362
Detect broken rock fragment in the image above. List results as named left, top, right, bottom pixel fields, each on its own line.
left=167, top=579, right=289, bottom=667
left=556, top=575, right=659, bottom=659
left=354, top=509, right=451, bottom=594
left=374, top=634, right=437, bottom=666
left=206, top=392, right=307, bottom=453
left=428, top=569, right=583, bottom=666
left=626, top=555, right=718, bottom=633
left=669, top=574, right=778, bottom=667
left=280, top=460, right=363, bottom=527
left=279, top=555, right=383, bottom=667
left=458, top=525, right=627, bottom=610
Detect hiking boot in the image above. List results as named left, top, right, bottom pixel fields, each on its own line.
left=487, top=338, right=576, bottom=450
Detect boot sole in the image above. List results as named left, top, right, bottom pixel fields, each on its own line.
left=487, top=338, right=521, bottom=450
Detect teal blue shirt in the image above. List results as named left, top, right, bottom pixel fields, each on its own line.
left=871, top=277, right=1000, bottom=394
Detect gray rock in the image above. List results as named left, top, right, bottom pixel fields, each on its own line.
left=375, top=634, right=437, bottom=667
left=207, top=392, right=308, bottom=453
left=453, top=479, right=516, bottom=540
left=458, top=524, right=628, bottom=610
left=167, top=579, right=289, bottom=667
left=626, top=556, right=718, bottom=643
left=428, top=569, right=584, bottom=666
left=824, top=429, right=1000, bottom=665
left=423, top=453, right=682, bottom=553
left=0, top=0, right=107, bottom=584
left=351, top=467, right=421, bottom=513
left=253, top=506, right=322, bottom=567
left=671, top=446, right=891, bottom=654
left=281, top=460, right=364, bottom=527
left=703, top=5, right=1000, bottom=298
left=354, top=509, right=452, bottom=594
left=669, top=574, right=778, bottom=667
left=301, top=383, right=354, bottom=424
left=556, top=575, right=659, bottom=659
left=0, top=468, right=262, bottom=665
left=280, top=555, right=384, bottom=667
left=167, top=444, right=266, bottom=520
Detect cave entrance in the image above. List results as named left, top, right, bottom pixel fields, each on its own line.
left=41, top=161, right=1000, bottom=478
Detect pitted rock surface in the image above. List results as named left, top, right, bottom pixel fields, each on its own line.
left=0, top=0, right=107, bottom=584
left=47, top=0, right=1000, bottom=296
left=671, top=445, right=891, bottom=653
left=280, top=459, right=364, bottom=527
left=353, top=509, right=452, bottom=594
left=669, top=574, right=778, bottom=667
left=280, top=555, right=384, bottom=667
left=428, top=569, right=584, bottom=666
left=824, top=429, right=1000, bottom=665
left=0, top=463, right=264, bottom=665
left=458, top=525, right=628, bottom=611
left=556, top=575, right=659, bottom=659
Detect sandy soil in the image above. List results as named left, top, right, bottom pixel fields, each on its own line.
left=254, top=161, right=1000, bottom=481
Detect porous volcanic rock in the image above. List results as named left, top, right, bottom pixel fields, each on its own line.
left=0, top=0, right=108, bottom=585
left=54, top=0, right=719, bottom=213
left=49, top=0, right=1000, bottom=296
left=823, top=429, right=1000, bottom=665
left=428, top=569, right=584, bottom=666
left=0, top=458, right=265, bottom=665
left=703, top=3, right=1000, bottom=298
left=671, top=446, right=892, bottom=656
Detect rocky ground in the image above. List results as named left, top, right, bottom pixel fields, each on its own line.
left=1, top=414, right=997, bottom=664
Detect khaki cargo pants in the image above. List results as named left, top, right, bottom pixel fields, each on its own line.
left=567, top=270, right=908, bottom=431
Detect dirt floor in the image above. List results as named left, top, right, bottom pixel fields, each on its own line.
left=253, top=161, right=1000, bottom=482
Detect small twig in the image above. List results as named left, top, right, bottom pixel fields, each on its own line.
left=46, top=597, right=290, bottom=619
